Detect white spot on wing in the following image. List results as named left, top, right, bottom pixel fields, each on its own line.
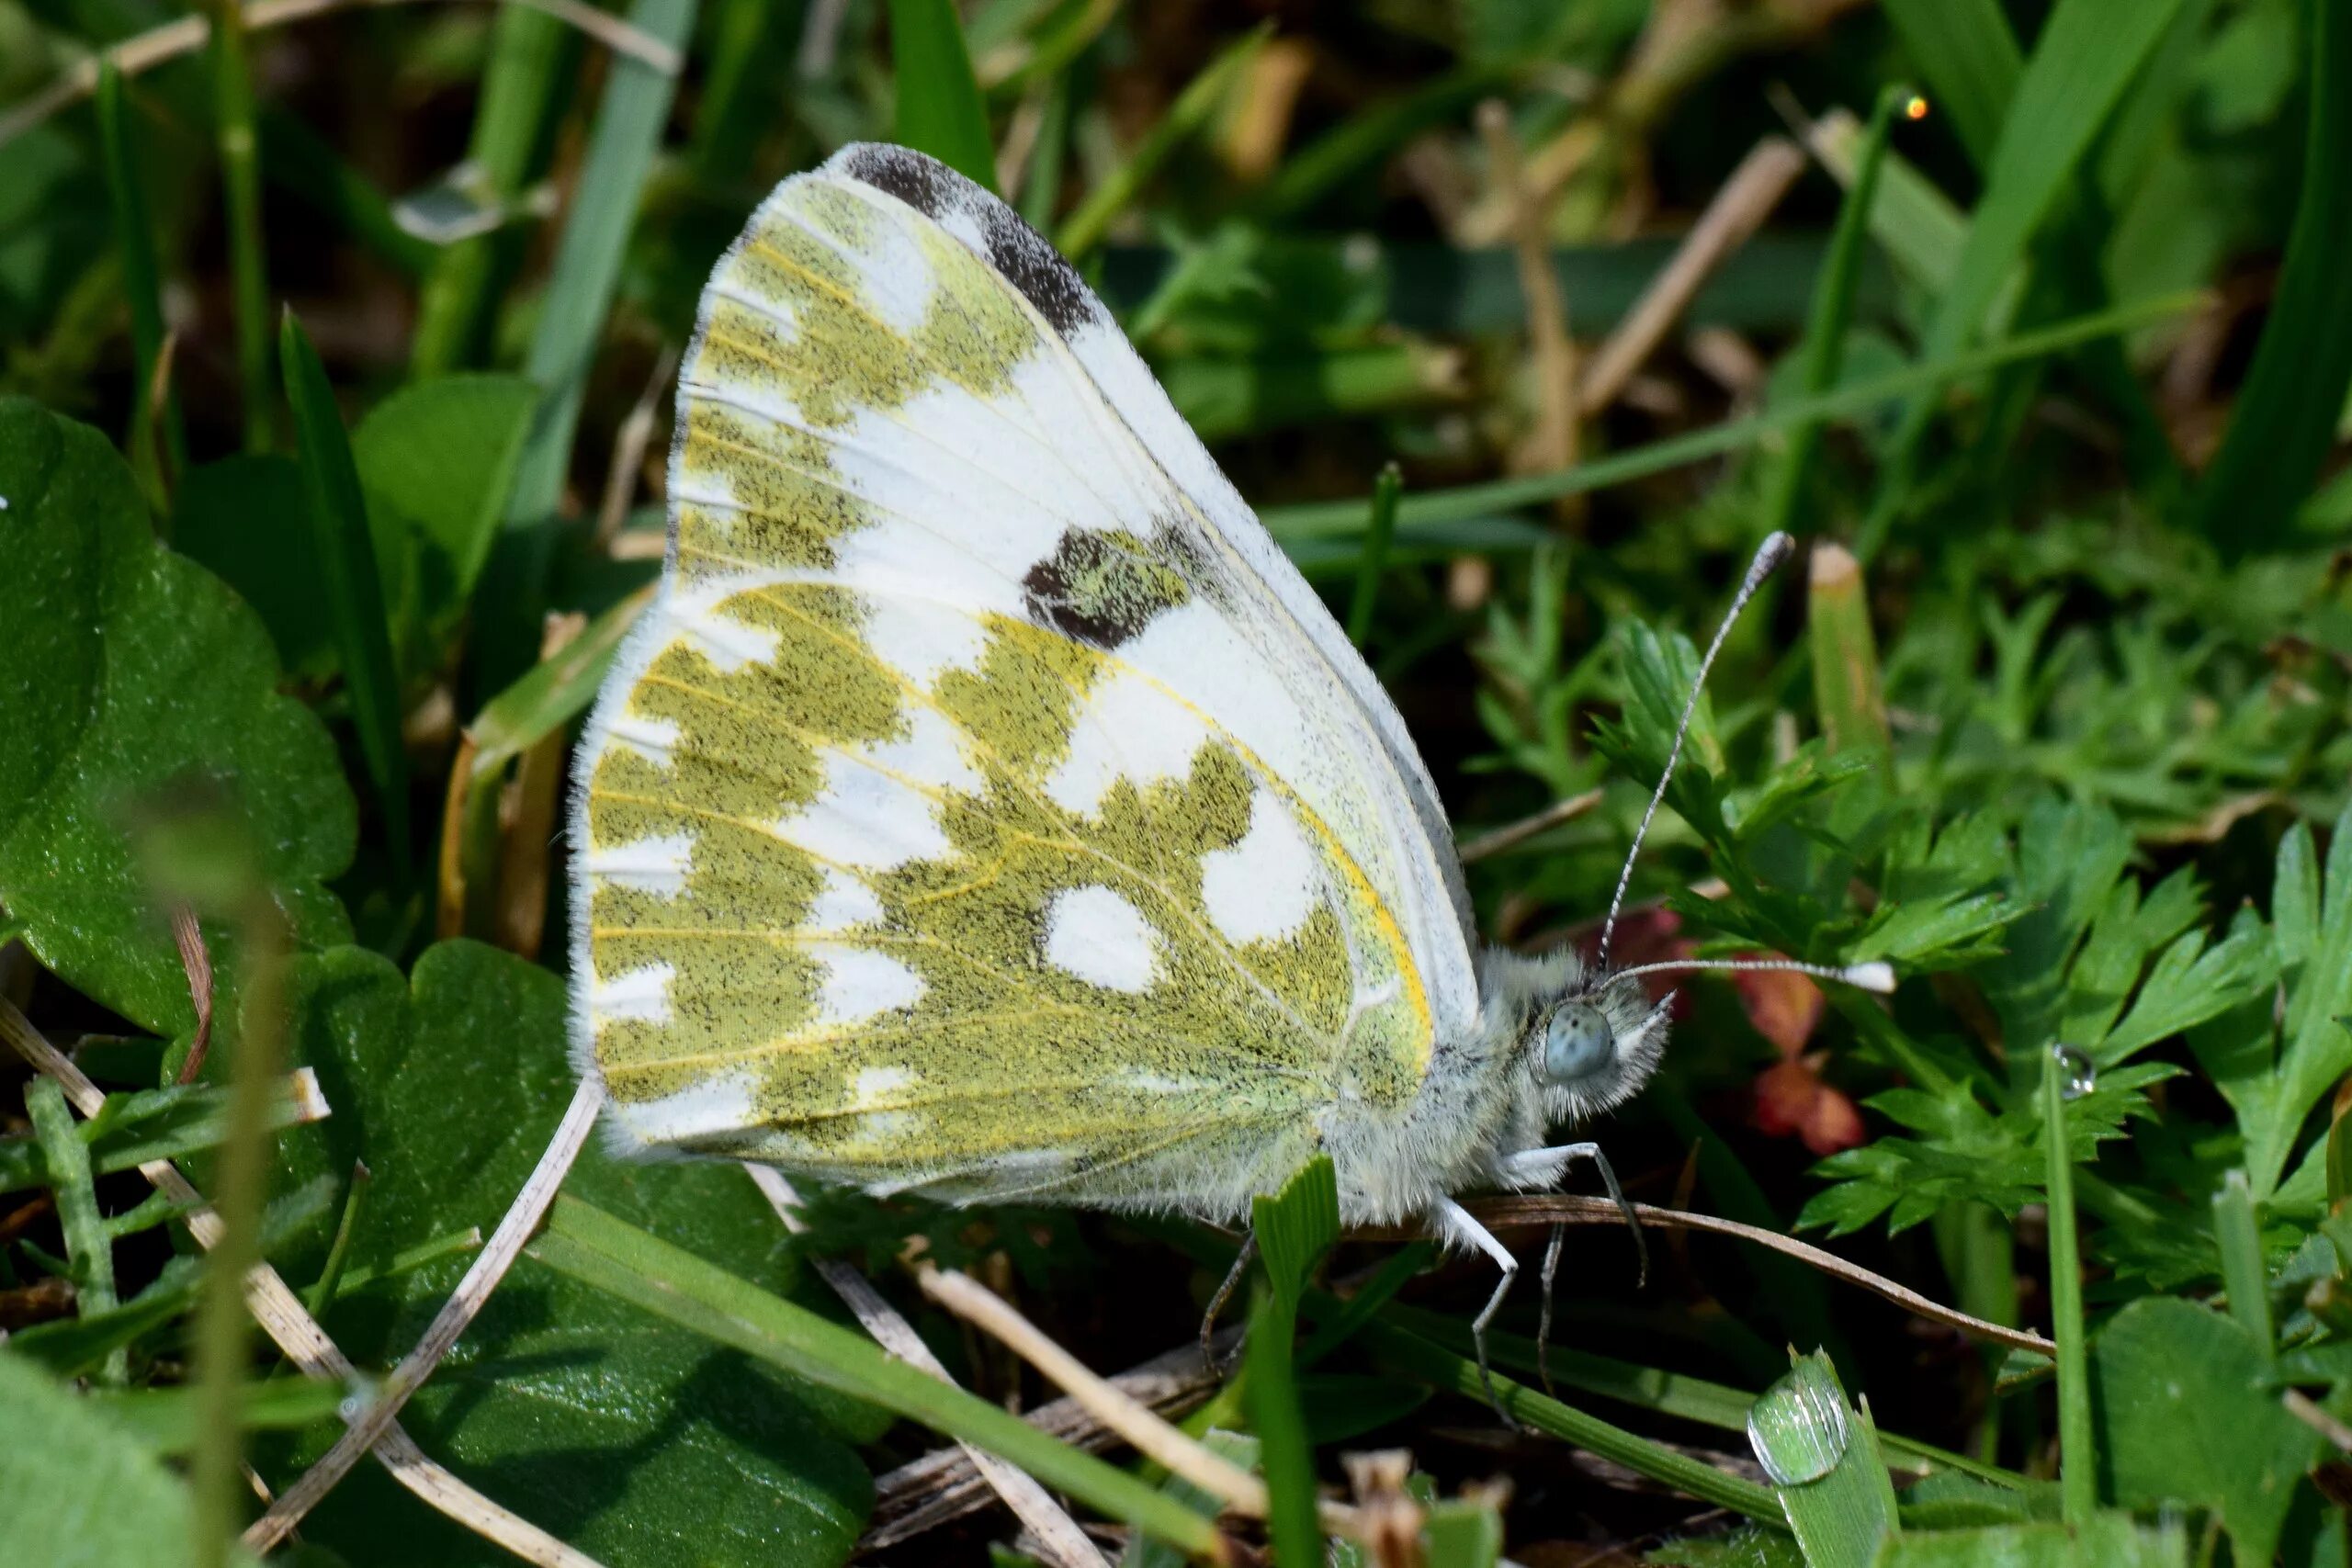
left=862, top=705, right=982, bottom=795
left=1043, top=886, right=1159, bottom=993
left=805, top=864, right=886, bottom=932
left=811, top=945, right=926, bottom=1025
left=1045, top=671, right=1211, bottom=815
left=857, top=590, right=990, bottom=687
left=586, top=832, right=695, bottom=896
left=849, top=1065, right=916, bottom=1107
left=593, top=962, right=675, bottom=1023
left=605, top=713, right=681, bottom=764
left=775, top=752, right=952, bottom=869
left=1201, top=786, right=1320, bottom=944
left=612, top=1070, right=759, bottom=1145
left=663, top=578, right=785, bottom=672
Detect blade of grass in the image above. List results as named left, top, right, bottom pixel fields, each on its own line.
left=1759, top=85, right=1903, bottom=544
left=1748, top=1352, right=1900, bottom=1564
left=531, top=1196, right=1227, bottom=1560
left=1247, top=1158, right=1339, bottom=1568
left=1124, top=1430, right=1261, bottom=1568
left=1018, top=67, right=1073, bottom=232
left=689, top=0, right=799, bottom=184
left=26, top=1078, right=123, bottom=1382
left=2041, top=1044, right=2097, bottom=1526
left=1253, top=62, right=1508, bottom=220
left=1056, top=25, right=1269, bottom=259
left=888, top=0, right=996, bottom=190
left=0, top=1073, right=329, bottom=1196
left=2212, top=1169, right=2272, bottom=1365
left=95, top=62, right=185, bottom=499
left=1264, top=290, right=2197, bottom=540
left=480, top=0, right=696, bottom=690
left=1343, top=463, right=1402, bottom=648
left=1859, top=0, right=2187, bottom=554
left=1808, top=542, right=1891, bottom=760
left=1350, top=1313, right=1784, bottom=1524
left=2191, top=0, right=2352, bottom=555
left=302, top=1161, right=370, bottom=1321
left=1882, top=0, right=2019, bottom=164
left=410, top=5, right=577, bottom=376
left=202, top=0, right=272, bottom=451
left=280, top=310, right=412, bottom=873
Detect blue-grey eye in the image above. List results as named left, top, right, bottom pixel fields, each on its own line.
left=1544, top=1001, right=1613, bottom=1081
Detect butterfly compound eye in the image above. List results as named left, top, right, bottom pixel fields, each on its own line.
left=1543, top=1001, right=1614, bottom=1081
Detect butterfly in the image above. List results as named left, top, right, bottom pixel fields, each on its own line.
left=566, top=143, right=1891, bottom=1410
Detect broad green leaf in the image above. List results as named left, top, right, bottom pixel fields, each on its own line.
left=1873, top=1515, right=2185, bottom=1566
left=171, top=456, right=337, bottom=677
left=258, top=940, right=873, bottom=1568
left=350, top=373, right=536, bottom=655
left=0, top=1350, right=260, bottom=1568
left=2093, top=1297, right=2320, bottom=1564
left=0, top=398, right=354, bottom=1038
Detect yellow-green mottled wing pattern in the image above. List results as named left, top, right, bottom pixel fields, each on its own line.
left=569, top=145, right=1477, bottom=1220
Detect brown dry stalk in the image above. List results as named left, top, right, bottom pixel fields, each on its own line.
left=1477, top=100, right=1581, bottom=484
left=1576, top=136, right=1807, bottom=416
left=170, top=904, right=215, bottom=1083
left=745, top=1166, right=1108, bottom=1568
left=1457, top=787, right=1607, bottom=865
left=1, top=0, right=676, bottom=149
left=246, top=1079, right=605, bottom=1551
left=0, top=998, right=602, bottom=1566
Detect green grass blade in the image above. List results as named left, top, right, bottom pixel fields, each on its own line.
left=95, top=62, right=184, bottom=498
left=1056, top=26, right=1268, bottom=259
left=888, top=0, right=997, bottom=191
left=2191, top=0, right=2352, bottom=555
left=1254, top=63, right=1507, bottom=220
left=1351, top=1314, right=1784, bottom=1524
left=2211, top=1169, right=2272, bottom=1364
left=689, top=0, right=799, bottom=184
left=202, top=0, right=273, bottom=451
left=2041, top=1045, right=2098, bottom=1526
left=1808, top=542, right=1891, bottom=759
left=480, top=0, right=697, bottom=689
left=530, top=1196, right=1226, bottom=1559
left=1860, top=0, right=2187, bottom=552
left=410, top=6, right=577, bottom=376
left=279, top=311, right=412, bottom=868
left=27, top=1078, right=122, bottom=1382
left=1344, top=462, right=1402, bottom=648
left=1245, top=1283, right=1320, bottom=1567
left=1748, top=1352, right=1900, bottom=1565
left=1018, top=69, right=1074, bottom=231
left=1882, top=0, right=2019, bottom=164
left=1264, top=290, right=2197, bottom=540
left=1760, top=85, right=1903, bottom=544
left=468, top=583, right=653, bottom=778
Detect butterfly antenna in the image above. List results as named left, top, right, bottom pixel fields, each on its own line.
left=1595, top=532, right=1795, bottom=972
left=1611, top=954, right=1898, bottom=993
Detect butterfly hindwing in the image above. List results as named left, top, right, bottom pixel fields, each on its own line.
left=571, top=146, right=1476, bottom=1216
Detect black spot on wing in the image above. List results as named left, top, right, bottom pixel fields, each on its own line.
left=834, top=143, right=1104, bottom=340
left=1023, top=529, right=1191, bottom=649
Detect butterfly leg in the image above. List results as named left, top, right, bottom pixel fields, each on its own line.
left=1500, top=1142, right=1645, bottom=1397
left=1431, top=1196, right=1521, bottom=1430
left=1199, top=1232, right=1256, bottom=1374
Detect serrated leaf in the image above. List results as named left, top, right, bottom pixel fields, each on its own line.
left=256, top=940, right=874, bottom=1568
left=0, top=398, right=355, bottom=1038
left=1253, top=1152, right=1340, bottom=1313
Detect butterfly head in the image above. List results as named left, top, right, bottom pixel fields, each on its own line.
left=1478, top=949, right=1672, bottom=1130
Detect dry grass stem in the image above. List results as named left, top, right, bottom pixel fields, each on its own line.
left=1457, top=788, right=1607, bottom=865
left=744, top=1167, right=1109, bottom=1568
left=863, top=1327, right=1238, bottom=1551
left=1576, top=136, right=1806, bottom=415
left=0, top=998, right=602, bottom=1566
left=0, top=0, right=678, bottom=150
left=1477, top=100, right=1581, bottom=485
left=246, top=1079, right=605, bottom=1551
left=1442, top=1193, right=2056, bottom=1355
left=593, top=347, right=677, bottom=549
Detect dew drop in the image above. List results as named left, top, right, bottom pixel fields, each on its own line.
left=2051, top=1043, right=2096, bottom=1100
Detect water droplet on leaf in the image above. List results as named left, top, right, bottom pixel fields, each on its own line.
left=2051, top=1043, right=2096, bottom=1100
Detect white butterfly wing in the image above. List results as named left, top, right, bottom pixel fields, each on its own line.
left=571, top=145, right=1477, bottom=1214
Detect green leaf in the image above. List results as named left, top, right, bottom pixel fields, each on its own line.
left=85, top=1379, right=350, bottom=1454
left=1746, top=1352, right=1899, bottom=1565
left=886, top=0, right=996, bottom=192
left=1873, top=1515, right=2186, bottom=1567
left=2093, top=1297, right=2322, bottom=1564
left=0, top=1077, right=325, bottom=1198
left=0, top=1350, right=259, bottom=1568
left=281, top=310, right=410, bottom=863
left=1252, top=1153, right=1340, bottom=1314
left=259, top=940, right=873, bottom=1568
left=2192, top=0, right=2352, bottom=554
left=171, top=456, right=337, bottom=678
left=534, top=1196, right=1228, bottom=1561
left=349, top=373, right=537, bottom=654
left=0, top=398, right=355, bottom=1038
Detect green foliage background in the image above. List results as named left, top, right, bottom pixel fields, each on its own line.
left=3, top=0, right=2352, bottom=1563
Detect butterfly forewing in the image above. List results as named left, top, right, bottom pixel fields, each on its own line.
left=571, top=147, right=1475, bottom=1216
